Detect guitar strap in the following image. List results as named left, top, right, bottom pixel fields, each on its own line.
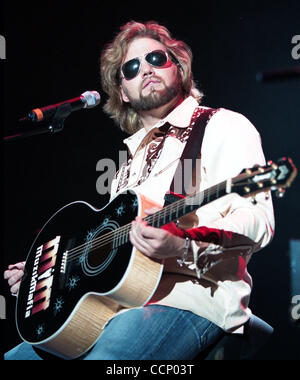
left=165, top=107, right=216, bottom=204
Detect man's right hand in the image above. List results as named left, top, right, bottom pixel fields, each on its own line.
left=4, top=262, right=25, bottom=296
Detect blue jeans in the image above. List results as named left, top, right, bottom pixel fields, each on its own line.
left=5, top=305, right=223, bottom=360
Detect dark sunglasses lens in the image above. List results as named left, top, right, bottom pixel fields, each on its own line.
left=121, top=51, right=168, bottom=80
left=146, top=51, right=168, bottom=67
left=122, top=59, right=140, bottom=80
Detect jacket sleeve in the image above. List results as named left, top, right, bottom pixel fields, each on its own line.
left=182, top=108, right=274, bottom=277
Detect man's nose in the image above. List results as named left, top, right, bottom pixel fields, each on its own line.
left=140, top=59, right=154, bottom=77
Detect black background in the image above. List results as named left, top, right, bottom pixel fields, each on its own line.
left=1, top=0, right=300, bottom=359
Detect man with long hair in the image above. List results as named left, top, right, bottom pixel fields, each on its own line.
left=5, top=21, right=274, bottom=360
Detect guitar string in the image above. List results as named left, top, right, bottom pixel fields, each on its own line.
left=65, top=180, right=236, bottom=263
left=64, top=181, right=228, bottom=264
left=65, top=168, right=272, bottom=265
left=65, top=195, right=191, bottom=263
left=64, top=198, right=200, bottom=263
left=66, top=174, right=268, bottom=264
left=65, top=177, right=262, bottom=264
left=72, top=164, right=275, bottom=264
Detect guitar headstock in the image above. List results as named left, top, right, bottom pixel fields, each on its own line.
left=232, top=157, right=297, bottom=198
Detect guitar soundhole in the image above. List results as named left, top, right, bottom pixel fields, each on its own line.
left=81, top=220, right=120, bottom=277
left=87, top=241, right=113, bottom=268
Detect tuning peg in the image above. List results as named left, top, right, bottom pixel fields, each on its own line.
left=275, top=188, right=286, bottom=198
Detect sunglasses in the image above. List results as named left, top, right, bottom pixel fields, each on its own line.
left=120, top=50, right=175, bottom=81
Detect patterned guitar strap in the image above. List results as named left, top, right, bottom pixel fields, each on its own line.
left=165, top=106, right=217, bottom=205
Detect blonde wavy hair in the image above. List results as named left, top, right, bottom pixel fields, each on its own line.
left=100, top=21, right=203, bottom=135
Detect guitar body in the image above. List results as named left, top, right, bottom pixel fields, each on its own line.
left=16, top=190, right=164, bottom=359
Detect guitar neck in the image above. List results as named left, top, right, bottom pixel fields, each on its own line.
left=110, top=156, right=298, bottom=249
left=144, top=180, right=228, bottom=228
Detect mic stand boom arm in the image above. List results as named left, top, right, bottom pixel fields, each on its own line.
left=3, top=103, right=72, bottom=142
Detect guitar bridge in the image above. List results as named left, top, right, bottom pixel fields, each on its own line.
left=60, top=250, right=68, bottom=274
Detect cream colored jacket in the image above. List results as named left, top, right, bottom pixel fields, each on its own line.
left=110, top=97, right=275, bottom=332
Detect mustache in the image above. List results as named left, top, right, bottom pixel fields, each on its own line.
left=140, top=76, right=164, bottom=91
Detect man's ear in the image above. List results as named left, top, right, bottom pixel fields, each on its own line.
left=120, top=85, right=130, bottom=103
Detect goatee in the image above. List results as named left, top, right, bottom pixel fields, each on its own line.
left=126, top=80, right=181, bottom=112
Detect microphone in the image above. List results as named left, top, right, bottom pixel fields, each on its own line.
left=19, top=90, right=101, bottom=122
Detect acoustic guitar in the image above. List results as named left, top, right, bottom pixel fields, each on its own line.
left=16, top=157, right=297, bottom=359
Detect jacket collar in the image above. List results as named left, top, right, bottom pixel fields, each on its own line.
left=123, top=96, right=198, bottom=155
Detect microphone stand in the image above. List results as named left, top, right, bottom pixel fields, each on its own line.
left=256, top=66, right=300, bottom=83
left=3, top=103, right=72, bottom=142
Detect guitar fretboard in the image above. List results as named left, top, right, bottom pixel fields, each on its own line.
left=109, top=181, right=227, bottom=250
left=144, top=180, right=227, bottom=229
